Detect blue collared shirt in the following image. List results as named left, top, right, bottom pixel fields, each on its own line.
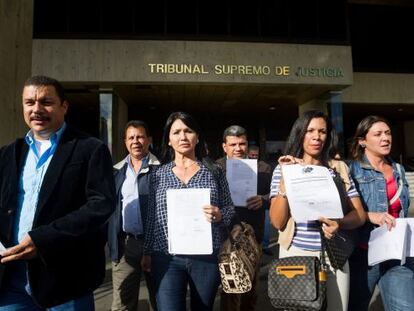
left=121, top=154, right=149, bottom=236
left=13, top=123, right=67, bottom=244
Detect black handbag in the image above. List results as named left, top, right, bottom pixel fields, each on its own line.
left=268, top=251, right=328, bottom=311
left=321, top=171, right=357, bottom=270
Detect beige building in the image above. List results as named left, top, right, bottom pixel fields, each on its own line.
left=2, top=0, right=414, bottom=165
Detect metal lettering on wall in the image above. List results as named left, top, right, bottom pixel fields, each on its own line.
left=148, top=63, right=343, bottom=78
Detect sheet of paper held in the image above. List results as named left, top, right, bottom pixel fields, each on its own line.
left=166, top=188, right=212, bottom=255
left=281, top=164, right=343, bottom=222
left=226, top=158, right=258, bottom=207
left=368, top=219, right=408, bottom=266
left=0, top=241, right=6, bottom=253
left=405, top=218, right=414, bottom=257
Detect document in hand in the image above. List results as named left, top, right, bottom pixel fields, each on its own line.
left=281, top=164, right=343, bottom=222
left=368, top=218, right=412, bottom=266
left=166, top=188, right=213, bottom=255
left=226, top=159, right=257, bottom=207
left=405, top=218, right=414, bottom=257
left=0, top=241, right=5, bottom=253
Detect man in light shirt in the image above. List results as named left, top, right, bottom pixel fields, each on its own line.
left=108, top=120, right=159, bottom=311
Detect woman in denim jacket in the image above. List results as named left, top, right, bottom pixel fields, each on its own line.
left=348, top=115, right=413, bottom=311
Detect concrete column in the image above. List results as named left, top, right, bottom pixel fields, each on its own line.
left=404, top=121, right=414, bottom=159
left=329, top=91, right=344, bottom=156
left=0, top=0, right=33, bottom=145
left=113, top=94, right=128, bottom=163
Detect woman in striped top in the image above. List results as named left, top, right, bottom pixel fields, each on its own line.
left=269, top=110, right=366, bottom=311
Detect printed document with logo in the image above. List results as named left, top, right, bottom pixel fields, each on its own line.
left=226, top=159, right=257, bottom=207
left=282, top=164, right=343, bottom=221
left=167, top=188, right=212, bottom=255
left=368, top=219, right=409, bottom=266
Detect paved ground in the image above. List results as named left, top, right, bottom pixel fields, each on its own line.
left=94, top=245, right=276, bottom=311
left=94, top=206, right=412, bottom=311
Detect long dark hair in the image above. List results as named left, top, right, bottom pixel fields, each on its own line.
left=161, top=111, right=208, bottom=163
left=349, top=115, right=391, bottom=161
left=284, top=110, right=338, bottom=165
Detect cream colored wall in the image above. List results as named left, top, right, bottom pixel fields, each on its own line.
left=32, top=39, right=353, bottom=86
left=0, top=0, right=33, bottom=146
left=342, top=72, right=414, bottom=104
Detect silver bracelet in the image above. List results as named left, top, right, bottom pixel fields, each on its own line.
left=277, top=190, right=287, bottom=198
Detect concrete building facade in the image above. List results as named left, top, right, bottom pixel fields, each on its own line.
left=2, top=0, right=414, bottom=165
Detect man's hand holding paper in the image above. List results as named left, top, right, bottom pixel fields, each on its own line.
left=226, top=159, right=258, bottom=207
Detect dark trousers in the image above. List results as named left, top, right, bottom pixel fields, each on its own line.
left=111, top=235, right=157, bottom=311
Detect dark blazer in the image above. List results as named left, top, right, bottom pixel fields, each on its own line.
left=108, top=153, right=160, bottom=262
left=0, top=126, right=116, bottom=308
left=216, top=157, right=272, bottom=243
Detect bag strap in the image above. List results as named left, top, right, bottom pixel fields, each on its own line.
left=389, top=163, right=403, bottom=206
left=319, top=226, right=329, bottom=272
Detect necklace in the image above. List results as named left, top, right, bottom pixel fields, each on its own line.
left=175, top=160, right=197, bottom=170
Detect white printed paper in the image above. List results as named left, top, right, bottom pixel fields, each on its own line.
left=282, top=164, right=343, bottom=221
left=167, top=188, right=212, bottom=255
left=405, top=218, right=414, bottom=257
left=368, top=219, right=408, bottom=266
left=226, top=159, right=257, bottom=206
left=0, top=241, right=6, bottom=253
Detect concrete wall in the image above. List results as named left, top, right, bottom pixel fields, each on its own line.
left=342, top=72, right=414, bottom=104
left=32, top=40, right=353, bottom=86
left=0, top=0, right=33, bottom=146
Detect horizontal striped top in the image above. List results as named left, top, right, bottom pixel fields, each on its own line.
left=270, top=164, right=359, bottom=251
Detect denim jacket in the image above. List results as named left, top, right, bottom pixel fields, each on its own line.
left=349, top=157, right=410, bottom=244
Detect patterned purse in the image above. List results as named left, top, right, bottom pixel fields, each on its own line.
left=268, top=252, right=328, bottom=311
left=218, top=221, right=260, bottom=294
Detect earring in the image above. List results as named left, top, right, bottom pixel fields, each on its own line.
left=196, top=139, right=199, bottom=144
left=360, top=144, right=366, bottom=148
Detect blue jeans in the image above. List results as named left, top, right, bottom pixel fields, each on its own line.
left=348, top=248, right=414, bottom=311
left=262, top=209, right=270, bottom=249
left=0, top=290, right=94, bottom=311
left=152, top=252, right=220, bottom=311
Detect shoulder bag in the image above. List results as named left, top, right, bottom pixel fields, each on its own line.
left=218, top=221, right=260, bottom=294
left=321, top=167, right=357, bottom=270
left=268, top=245, right=328, bottom=311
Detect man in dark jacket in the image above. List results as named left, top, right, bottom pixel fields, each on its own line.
left=108, top=120, right=159, bottom=311
left=217, top=125, right=272, bottom=311
left=0, top=76, right=115, bottom=309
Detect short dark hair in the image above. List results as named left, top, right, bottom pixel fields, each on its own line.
left=161, top=111, right=208, bottom=163
left=124, top=120, right=151, bottom=138
left=349, top=115, right=391, bottom=161
left=223, top=125, right=248, bottom=142
left=24, top=75, right=66, bottom=102
left=284, top=110, right=338, bottom=165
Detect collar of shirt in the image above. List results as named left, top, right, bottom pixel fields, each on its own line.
left=126, top=153, right=149, bottom=176
left=25, top=122, right=67, bottom=169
